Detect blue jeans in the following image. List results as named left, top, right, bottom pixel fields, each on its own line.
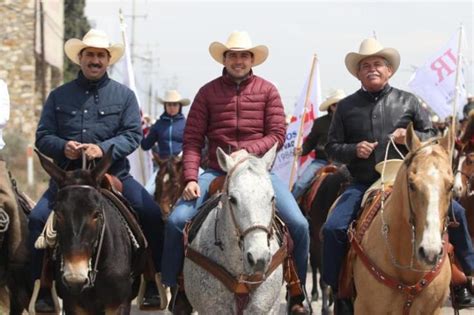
left=161, top=169, right=310, bottom=287
left=292, top=158, right=328, bottom=199
left=321, top=183, right=474, bottom=290
left=28, top=177, right=164, bottom=282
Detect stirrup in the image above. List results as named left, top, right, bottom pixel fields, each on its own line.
left=28, top=279, right=60, bottom=315
left=137, top=273, right=168, bottom=310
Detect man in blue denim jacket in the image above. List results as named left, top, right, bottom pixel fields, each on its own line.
left=30, top=29, right=164, bottom=311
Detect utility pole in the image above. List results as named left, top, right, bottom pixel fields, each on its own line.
left=129, top=0, right=147, bottom=65
left=39, top=0, right=46, bottom=105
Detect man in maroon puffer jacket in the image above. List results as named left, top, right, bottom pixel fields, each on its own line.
left=161, top=31, right=310, bottom=314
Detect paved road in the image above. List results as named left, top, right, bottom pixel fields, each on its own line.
left=130, top=270, right=472, bottom=314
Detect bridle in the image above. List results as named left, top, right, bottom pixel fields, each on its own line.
left=220, top=157, right=275, bottom=250
left=56, top=184, right=106, bottom=291
left=455, top=152, right=474, bottom=197
left=380, top=137, right=450, bottom=272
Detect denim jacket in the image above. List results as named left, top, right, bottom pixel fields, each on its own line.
left=35, top=72, right=142, bottom=180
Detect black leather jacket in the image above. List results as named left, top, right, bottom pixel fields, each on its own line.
left=326, top=84, right=435, bottom=184
left=301, top=113, right=332, bottom=160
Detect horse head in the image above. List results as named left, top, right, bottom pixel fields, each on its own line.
left=36, top=147, right=114, bottom=294
left=403, top=123, right=453, bottom=266
left=154, top=155, right=183, bottom=218
left=216, top=144, right=277, bottom=275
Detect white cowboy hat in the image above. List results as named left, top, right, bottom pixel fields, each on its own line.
left=209, top=31, right=269, bottom=66
left=64, top=29, right=124, bottom=65
left=157, top=90, right=191, bottom=106
left=319, top=89, right=346, bottom=111
left=344, top=38, right=400, bottom=78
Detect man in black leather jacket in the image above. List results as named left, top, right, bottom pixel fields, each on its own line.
left=322, top=38, right=474, bottom=312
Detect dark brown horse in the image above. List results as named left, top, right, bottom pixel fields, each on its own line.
left=298, top=164, right=350, bottom=314
left=153, top=154, right=184, bottom=219
left=36, top=148, right=145, bottom=314
left=0, top=163, right=32, bottom=314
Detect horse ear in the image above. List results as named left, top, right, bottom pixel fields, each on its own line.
left=216, top=147, right=235, bottom=172
left=439, top=124, right=453, bottom=153
left=91, top=146, right=114, bottom=184
left=405, top=122, right=421, bottom=152
left=261, top=143, right=278, bottom=170
left=35, top=149, right=65, bottom=185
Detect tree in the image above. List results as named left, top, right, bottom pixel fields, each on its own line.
left=63, top=0, right=90, bottom=83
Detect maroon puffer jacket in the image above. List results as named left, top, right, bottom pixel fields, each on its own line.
left=183, top=71, right=286, bottom=183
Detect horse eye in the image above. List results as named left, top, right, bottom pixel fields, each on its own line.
left=92, top=211, right=102, bottom=221
left=228, top=195, right=237, bottom=204
left=271, top=196, right=276, bottom=203
left=409, top=182, right=416, bottom=192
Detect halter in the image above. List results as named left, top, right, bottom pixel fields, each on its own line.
left=222, top=157, right=275, bottom=249
left=56, top=184, right=106, bottom=291
left=380, top=137, right=449, bottom=272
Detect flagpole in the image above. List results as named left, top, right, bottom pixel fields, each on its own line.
left=119, top=8, right=147, bottom=184
left=450, top=24, right=464, bottom=161
left=288, top=54, right=318, bottom=190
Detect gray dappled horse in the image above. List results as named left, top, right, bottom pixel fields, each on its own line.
left=183, top=145, right=284, bottom=314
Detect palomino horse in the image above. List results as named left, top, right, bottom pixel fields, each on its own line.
left=183, top=145, right=285, bottom=314
left=0, top=163, right=32, bottom=314
left=36, top=148, right=146, bottom=314
left=153, top=155, right=184, bottom=219
left=352, top=123, right=453, bottom=314
left=298, top=164, right=350, bottom=313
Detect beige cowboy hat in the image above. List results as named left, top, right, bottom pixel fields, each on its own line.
left=209, top=31, right=269, bottom=66
left=319, top=89, right=346, bottom=111
left=362, top=159, right=403, bottom=205
left=157, top=90, right=191, bottom=106
left=344, top=38, right=400, bottom=78
left=64, top=29, right=124, bottom=65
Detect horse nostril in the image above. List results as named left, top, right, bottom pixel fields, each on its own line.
left=247, top=252, right=255, bottom=266
left=418, top=247, right=426, bottom=260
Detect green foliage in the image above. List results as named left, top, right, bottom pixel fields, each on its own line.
left=63, top=0, right=90, bottom=83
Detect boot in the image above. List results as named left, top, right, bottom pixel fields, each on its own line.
left=141, top=280, right=161, bottom=309
left=453, top=284, right=474, bottom=308
left=288, top=294, right=309, bottom=315
left=35, top=287, right=55, bottom=313
left=169, top=286, right=193, bottom=315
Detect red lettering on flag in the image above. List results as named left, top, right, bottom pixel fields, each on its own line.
left=430, top=48, right=457, bottom=83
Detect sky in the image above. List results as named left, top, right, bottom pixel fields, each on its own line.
left=84, top=0, right=473, bottom=119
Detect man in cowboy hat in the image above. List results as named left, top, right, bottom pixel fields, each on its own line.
left=322, top=37, right=474, bottom=312
left=161, top=31, right=310, bottom=314
left=30, top=29, right=165, bottom=311
left=292, top=89, right=346, bottom=199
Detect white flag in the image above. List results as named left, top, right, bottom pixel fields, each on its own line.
left=272, top=58, right=322, bottom=188
left=408, top=28, right=467, bottom=119
left=118, top=19, right=154, bottom=185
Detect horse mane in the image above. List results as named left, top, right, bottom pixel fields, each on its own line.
left=460, top=111, right=474, bottom=144
left=228, top=155, right=268, bottom=180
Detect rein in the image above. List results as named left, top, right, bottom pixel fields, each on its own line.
left=350, top=137, right=451, bottom=314
left=184, top=156, right=285, bottom=315
left=56, top=184, right=106, bottom=291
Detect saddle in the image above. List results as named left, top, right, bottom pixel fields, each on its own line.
left=299, top=164, right=339, bottom=215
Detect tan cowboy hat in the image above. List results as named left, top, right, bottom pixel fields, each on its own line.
left=209, top=31, right=269, bottom=66
left=344, top=38, right=400, bottom=78
left=157, top=90, right=191, bottom=106
left=64, top=29, right=124, bottom=65
left=362, top=159, right=403, bottom=205
left=319, top=89, right=346, bottom=111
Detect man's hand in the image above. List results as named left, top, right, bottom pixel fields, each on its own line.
left=356, top=141, right=378, bottom=159
left=182, top=181, right=200, bottom=200
left=294, top=147, right=303, bottom=156
left=64, top=141, right=82, bottom=160
left=78, top=143, right=104, bottom=160
left=391, top=128, right=407, bottom=145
